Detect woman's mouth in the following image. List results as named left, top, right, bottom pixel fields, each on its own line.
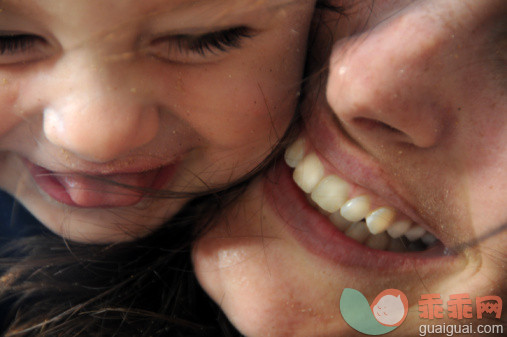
left=264, top=135, right=454, bottom=270
left=23, top=159, right=178, bottom=208
left=285, top=138, right=437, bottom=252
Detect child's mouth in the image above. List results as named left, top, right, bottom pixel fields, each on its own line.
left=23, top=159, right=177, bottom=208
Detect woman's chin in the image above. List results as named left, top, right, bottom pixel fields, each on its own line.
left=192, top=177, right=489, bottom=337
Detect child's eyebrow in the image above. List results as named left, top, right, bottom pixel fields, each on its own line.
left=0, top=0, right=296, bottom=11
left=0, top=0, right=298, bottom=24
left=148, top=0, right=300, bottom=17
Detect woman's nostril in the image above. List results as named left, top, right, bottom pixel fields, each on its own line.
left=353, top=117, right=404, bottom=135
left=351, top=115, right=443, bottom=148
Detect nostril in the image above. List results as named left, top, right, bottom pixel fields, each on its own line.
left=349, top=114, right=444, bottom=148
left=353, top=117, right=405, bottom=135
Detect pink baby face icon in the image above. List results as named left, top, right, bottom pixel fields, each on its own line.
left=371, top=289, right=409, bottom=327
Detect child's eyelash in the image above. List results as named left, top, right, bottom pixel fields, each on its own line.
left=0, top=27, right=252, bottom=60
left=174, top=26, right=253, bottom=56
left=0, top=34, right=40, bottom=54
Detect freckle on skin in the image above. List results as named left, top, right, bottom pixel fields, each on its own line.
left=175, top=72, right=184, bottom=91
left=60, top=148, right=71, bottom=163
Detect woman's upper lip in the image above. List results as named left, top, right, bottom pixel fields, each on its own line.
left=304, top=104, right=447, bottom=245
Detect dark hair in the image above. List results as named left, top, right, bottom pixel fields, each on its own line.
left=0, top=190, right=245, bottom=337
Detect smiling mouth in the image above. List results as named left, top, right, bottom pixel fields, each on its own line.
left=23, top=159, right=178, bottom=208
left=283, top=137, right=440, bottom=253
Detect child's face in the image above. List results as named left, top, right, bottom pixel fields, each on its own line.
left=0, top=0, right=315, bottom=242
left=194, top=0, right=506, bottom=336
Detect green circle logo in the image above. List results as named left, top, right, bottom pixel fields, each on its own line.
left=340, top=288, right=408, bottom=335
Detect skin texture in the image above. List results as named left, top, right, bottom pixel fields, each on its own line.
left=193, top=0, right=507, bottom=336
left=0, top=0, right=316, bottom=242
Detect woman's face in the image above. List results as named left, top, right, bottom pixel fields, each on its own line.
left=194, top=0, right=507, bottom=336
left=0, top=0, right=316, bottom=242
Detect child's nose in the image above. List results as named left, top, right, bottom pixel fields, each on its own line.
left=326, top=1, right=458, bottom=149
left=42, top=54, right=159, bottom=163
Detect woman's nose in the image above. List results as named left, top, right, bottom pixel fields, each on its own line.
left=43, top=54, right=159, bottom=163
left=326, top=1, right=459, bottom=149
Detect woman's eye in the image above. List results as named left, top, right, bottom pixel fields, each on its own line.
left=151, top=26, right=253, bottom=63
left=0, top=34, right=47, bottom=64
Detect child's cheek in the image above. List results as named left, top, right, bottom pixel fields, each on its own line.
left=0, top=78, right=23, bottom=137
left=163, top=64, right=295, bottom=148
left=209, top=57, right=298, bottom=147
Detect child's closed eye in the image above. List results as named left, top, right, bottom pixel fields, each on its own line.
left=0, top=33, right=48, bottom=64
left=0, top=34, right=39, bottom=53
left=150, top=26, right=254, bottom=63
left=0, top=27, right=254, bottom=65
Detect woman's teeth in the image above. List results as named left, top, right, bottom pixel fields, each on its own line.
left=284, top=138, right=438, bottom=252
left=340, top=195, right=371, bottom=222
left=284, top=137, right=306, bottom=168
left=311, top=175, right=350, bottom=213
left=365, top=207, right=396, bottom=234
left=386, top=220, right=411, bottom=238
left=293, top=153, right=324, bottom=193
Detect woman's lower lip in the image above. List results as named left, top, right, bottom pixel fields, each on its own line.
left=23, top=160, right=177, bottom=208
left=264, top=161, right=455, bottom=271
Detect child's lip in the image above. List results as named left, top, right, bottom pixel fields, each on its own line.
left=22, top=158, right=179, bottom=208
left=264, top=162, right=458, bottom=271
